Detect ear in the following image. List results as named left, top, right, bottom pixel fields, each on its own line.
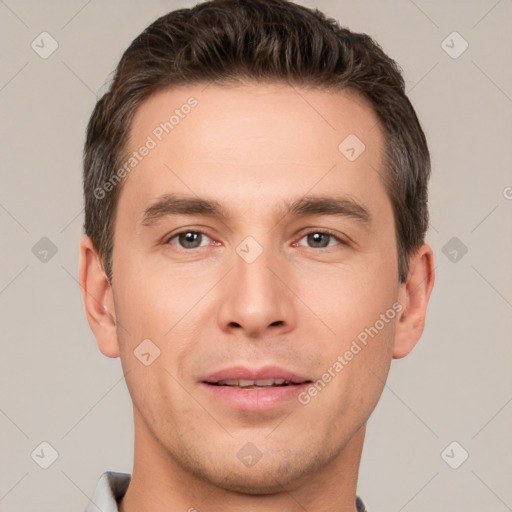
left=78, top=234, right=120, bottom=358
left=393, top=243, right=435, bottom=359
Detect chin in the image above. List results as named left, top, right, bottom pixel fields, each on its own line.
left=211, top=470, right=296, bottom=496
left=188, top=450, right=325, bottom=496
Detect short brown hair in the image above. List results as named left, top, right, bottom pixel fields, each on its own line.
left=83, top=0, right=431, bottom=284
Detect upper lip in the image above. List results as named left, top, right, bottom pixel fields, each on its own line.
left=201, top=365, right=311, bottom=384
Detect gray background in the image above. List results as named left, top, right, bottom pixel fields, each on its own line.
left=1, top=0, right=511, bottom=511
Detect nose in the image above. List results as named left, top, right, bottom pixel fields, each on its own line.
left=216, top=243, right=296, bottom=338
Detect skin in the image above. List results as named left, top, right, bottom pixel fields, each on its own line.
left=79, top=82, right=435, bottom=512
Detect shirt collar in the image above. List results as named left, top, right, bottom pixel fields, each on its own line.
left=85, top=471, right=130, bottom=512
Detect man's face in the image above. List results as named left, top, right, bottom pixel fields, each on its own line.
left=110, top=83, right=403, bottom=492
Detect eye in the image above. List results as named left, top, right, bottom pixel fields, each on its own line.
left=295, top=231, right=345, bottom=249
left=166, top=230, right=214, bottom=249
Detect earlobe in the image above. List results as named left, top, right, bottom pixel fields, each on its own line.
left=78, top=235, right=120, bottom=358
left=392, top=244, right=435, bottom=359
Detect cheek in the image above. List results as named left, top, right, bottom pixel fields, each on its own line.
left=296, top=258, right=398, bottom=400
left=112, top=262, right=217, bottom=397
left=113, top=256, right=203, bottom=340
left=295, top=257, right=398, bottom=339
left=303, top=315, right=395, bottom=431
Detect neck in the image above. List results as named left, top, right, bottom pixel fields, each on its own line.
left=119, top=409, right=365, bottom=512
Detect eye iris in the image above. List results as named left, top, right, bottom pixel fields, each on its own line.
left=308, top=232, right=329, bottom=248
left=179, top=232, right=201, bottom=248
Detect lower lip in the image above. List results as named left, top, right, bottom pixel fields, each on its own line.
left=200, top=382, right=311, bottom=412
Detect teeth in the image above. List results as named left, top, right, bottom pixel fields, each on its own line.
left=216, top=378, right=291, bottom=387
left=219, top=379, right=239, bottom=386
left=239, top=379, right=258, bottom=387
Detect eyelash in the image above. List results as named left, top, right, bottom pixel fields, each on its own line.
left=164, top=229, right=347, bottom=250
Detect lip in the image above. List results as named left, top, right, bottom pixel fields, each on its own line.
left=200, top=382, right=311, bottom=412
left=201, top=365, right=310, bottom=384
left=200, top=365, right=312, bottom=412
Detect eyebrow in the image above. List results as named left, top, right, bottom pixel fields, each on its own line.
left=141, top=193, right=372, bottom=228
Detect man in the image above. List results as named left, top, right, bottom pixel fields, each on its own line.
left=79, top=0, right=435, bottom=510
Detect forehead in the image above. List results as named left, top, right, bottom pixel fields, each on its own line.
left=118, top=82, right=388, bottom=224
left=127, top=81, right=382, bottom=162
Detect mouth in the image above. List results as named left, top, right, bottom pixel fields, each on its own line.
left=199, top=366, right=312, bottom=412
left=200, top=365, right=312, bottom=387
left=204, top=378, right=311, bottom=389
